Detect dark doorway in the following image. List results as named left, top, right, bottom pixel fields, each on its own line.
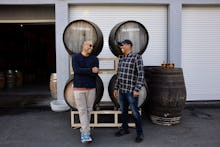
left=0, top=23, right=56, bottom=107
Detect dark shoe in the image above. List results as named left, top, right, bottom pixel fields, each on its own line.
left=115, top=128, right=130, bottom=137
left=135, top=134, right=144, bottom=143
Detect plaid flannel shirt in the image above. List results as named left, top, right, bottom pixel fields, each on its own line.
left=114, top=52, right=144, bottom=93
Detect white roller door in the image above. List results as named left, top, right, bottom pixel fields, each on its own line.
left=69, top=5, right=167, bottom=65
left=182, top=6, right=220, bottom=101
left=69, top=5, right=167, bottom=101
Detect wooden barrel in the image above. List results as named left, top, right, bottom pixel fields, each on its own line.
left=15, top=70, right=23, bottom=87
left=108, top=74, right=148, bottom=108
left=49, top=73, right=57, bottom=98
left=64, top=75, right=104, bottom=110
left=63, top=19, right=103, bottom=56
left=144, top=66, right=186, bottom=126
left=109, top=20, right=149, bottom=57
left=6, top=70, right=16, bottom=88
left=0, top=72, right=5, bottom=89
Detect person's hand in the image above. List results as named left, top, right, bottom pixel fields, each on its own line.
left=113, top=89, right=119, bottom=98
left=133, top=90, right=139, bottom=97
left=92, top=67, right=99, bottom=73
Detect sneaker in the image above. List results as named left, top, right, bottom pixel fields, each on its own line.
left=86, top=133, right=92, bottom=142
left=115, top=128, right=130, bottom=137
left=81, top=133, right=92, bottom=143
left=135, top=134, right=144, bottom=143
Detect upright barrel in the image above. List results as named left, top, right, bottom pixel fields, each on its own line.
left=6, top=70, right=16, bottom=88
left=64, top=75, right=104, bottom=110
left=0, top=72, right=5, bottom=89
left=50, top=73, right=57, bottom=98
left=144, top=66, right=186, bottom=126
left=15, top=70, right=23, bottom=87
left=63, top=19, right=103, bottom=56
left=109, top=20, right=149, bottom=57
left=108, top=74, right=148, bottom=108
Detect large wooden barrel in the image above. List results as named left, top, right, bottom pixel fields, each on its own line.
left=144, top=66, right=186, bottom=126
left=108, top=74, right=148, bottom=108
left=15, top=70, right=23, bottom=87
left=63, top=19, right=103, bottom=56
left=109, top=20, right=149, bottom=57
left=0, top=72, right=5, bottom=89
left=6, top=70, right=16, bottom=88
left=49, top=73, right=57, bottom=98
left=64, top=75, right=104, bottom=110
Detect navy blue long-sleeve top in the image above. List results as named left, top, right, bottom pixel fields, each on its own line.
left=72, top=53, right=99, bottom=88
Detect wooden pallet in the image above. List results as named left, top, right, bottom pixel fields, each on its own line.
left=71, top=109, right=142, bottom=128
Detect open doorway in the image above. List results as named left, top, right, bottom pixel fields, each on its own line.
left=0, top=23, right=56, bottom=107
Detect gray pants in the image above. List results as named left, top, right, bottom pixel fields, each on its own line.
left=74, top=88, right=96, bottom=134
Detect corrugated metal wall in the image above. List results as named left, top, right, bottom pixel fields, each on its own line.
left=182, top=6, right=220, bottom=101
left=69, top=5, right=167, bottom=66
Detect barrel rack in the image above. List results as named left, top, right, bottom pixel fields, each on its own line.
left=70, top=109, right=142, bottom=128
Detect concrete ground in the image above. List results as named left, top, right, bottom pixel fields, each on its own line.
left=0, top=104, right=220, bottom=147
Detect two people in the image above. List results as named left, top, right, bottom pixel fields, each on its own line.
left=72, top=39, right=144, bottom=143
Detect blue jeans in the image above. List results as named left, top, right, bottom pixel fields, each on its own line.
left=119, top=91, right=143, bottom=136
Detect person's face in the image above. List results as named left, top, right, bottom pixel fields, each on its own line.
left=120, top=43, right=130, bottom=54
left=83, top=42, right=93, bottom=54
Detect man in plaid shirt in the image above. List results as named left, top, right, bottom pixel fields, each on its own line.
left=114, top=39, right=144, bottom=143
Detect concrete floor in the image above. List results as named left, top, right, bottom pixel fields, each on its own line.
left=0, top=85, right=53, bottom=107
left=0, top=105, right=220, bottom=147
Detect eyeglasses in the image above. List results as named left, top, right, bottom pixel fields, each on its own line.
left=120, top=44, right=127, bottom=47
